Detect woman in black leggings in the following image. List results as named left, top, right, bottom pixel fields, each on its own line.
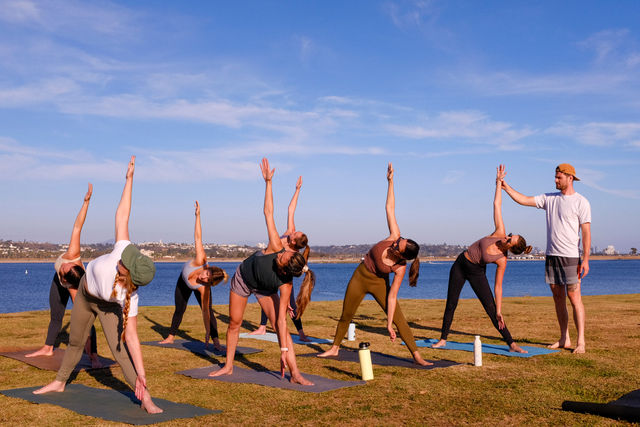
left=26, top=184, right=100, bottom=367
left=432, top=165, right=531, bottom=353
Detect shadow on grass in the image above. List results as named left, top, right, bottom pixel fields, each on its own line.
left=323, top=365, right=360, bottom=380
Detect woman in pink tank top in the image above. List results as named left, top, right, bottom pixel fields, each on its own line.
left=432, top=165, right=532, bottom=353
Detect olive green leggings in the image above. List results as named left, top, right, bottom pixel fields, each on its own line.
left=56, top=276, right=138, bottom=388
left=332, top=263, right=419, bottom=353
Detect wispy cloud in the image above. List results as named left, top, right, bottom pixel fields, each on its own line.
left=442, top=170, right=464, bottom=184
left=578, top=167, right=640, bottom=199
left=546, top=121, right=640, bottom=147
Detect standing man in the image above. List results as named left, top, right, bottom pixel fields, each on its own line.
left=501, top=164, right=591, bottom=354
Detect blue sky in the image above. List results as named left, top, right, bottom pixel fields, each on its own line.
left=1, top=0, right=639, bottom=252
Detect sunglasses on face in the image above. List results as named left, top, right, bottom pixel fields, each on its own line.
left=391, top=237, right=404, bottom=256
left=506, top=233, right=513, bottom=244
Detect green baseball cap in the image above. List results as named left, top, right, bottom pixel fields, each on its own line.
left=121, top=244, right=156, bottom=287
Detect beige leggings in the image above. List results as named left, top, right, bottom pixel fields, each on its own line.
left=56, top=276, right=138, bottom=388
left=332, top=263, right=419, bottom=353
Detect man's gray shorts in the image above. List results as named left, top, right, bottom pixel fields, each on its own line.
left=545, top=256, right=580, bottom=290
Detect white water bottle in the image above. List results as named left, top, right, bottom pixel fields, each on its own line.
left=473, top=335, right=482, bottom=367
left=347, top=323, right=356, bottom=341
left=358, top=342, right=374, bottom=381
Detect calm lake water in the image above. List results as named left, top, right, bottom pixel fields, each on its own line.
left=2, top=260, right=638, bottom=314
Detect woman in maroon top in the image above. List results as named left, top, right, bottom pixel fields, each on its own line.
left=319, top=163, right=431, bottom=366
left=432, top=165, right=531, bottom=352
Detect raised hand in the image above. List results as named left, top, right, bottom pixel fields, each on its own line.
left=84, top=183, right=93, bottom=202
left=260, top=158, right=275, bottom=182
left=496, top=164, right=506, bottom=183
left=295, top=176, right=302, bottom=190
left=194, top=200, right=200, bottom=216
left=126, top=156, right=136, bottom=179
left=387, top=162, right=394, bottom=181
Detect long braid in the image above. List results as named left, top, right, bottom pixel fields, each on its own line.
left=112, top=272, right=135, bottom=342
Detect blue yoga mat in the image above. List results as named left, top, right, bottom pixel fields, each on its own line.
left=239, top=332, right=331, bottom=345
left=414, top=338, right=559, bottom=358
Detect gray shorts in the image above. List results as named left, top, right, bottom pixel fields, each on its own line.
left=545, top=256, right=580, bottom=290
left=229, top=265, right=273, bottom=299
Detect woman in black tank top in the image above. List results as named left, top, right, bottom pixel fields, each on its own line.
left=210, top=158, right=316, bottom=385
left=432, top=165, right=532, bottom=352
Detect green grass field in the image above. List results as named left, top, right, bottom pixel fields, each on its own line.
left=1, top=294, right=638, bottom=426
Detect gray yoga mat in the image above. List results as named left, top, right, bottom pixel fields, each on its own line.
left=141, top=339, right=262, bottom=356
left=0, top=384, right=219, bottom=425
left=178, top=365, right=366, bottom=393
left=239, top=332, right=332, bottom=345
left=300, top=350, right=460, bottom=370
left=0, top=348, right=116, bottom=372
left=562, top=389, right=640, bottom=422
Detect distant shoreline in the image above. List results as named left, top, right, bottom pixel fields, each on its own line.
left=1, top=255, right=638, bottom=263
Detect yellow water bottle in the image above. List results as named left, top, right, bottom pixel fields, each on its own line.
left=358, top=342, right=374, bottom=381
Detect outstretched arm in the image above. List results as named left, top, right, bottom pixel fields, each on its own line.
left=260, top=158, right=283, bottom=253
left=491, top=165, right=506, bottom=237
left=494, top=258, right=507, bottom=329
left=65, top=183, right=93, bottom=259
left=501, top=176, right=536, bottom=207
left=124, top=316, right=148, bottom=400
left=115, top=156, right=135, bottom=242
left=386, top=266, right=405, bottom=342
left=193, top=201, right=207, bottom=265
left=284, top=176, right=302, bottom=235
left=386, top=163, right=401, bottom=240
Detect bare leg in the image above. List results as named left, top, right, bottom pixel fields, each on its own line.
left=548, top=284, right=571, bottom=349
left=431, top=339, right=446, bottom=348
left=26, top=345, right=55, bottom=357
left=567, top=283, right=586, bottom=353
left=209, top=291, right=247, bottom=377
left=260, top=294, right=313, bottom=385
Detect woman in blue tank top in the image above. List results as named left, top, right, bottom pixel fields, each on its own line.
left=210, top=158, right=316, bottom=385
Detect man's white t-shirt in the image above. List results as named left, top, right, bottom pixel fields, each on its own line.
left=85, top=240, right=139, bottom=316
left=534, top=192, right=591, bottom=258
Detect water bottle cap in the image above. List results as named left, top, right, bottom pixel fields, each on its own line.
left=359, top=342, right=370, bottom=349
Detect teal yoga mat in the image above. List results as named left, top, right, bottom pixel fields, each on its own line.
left=414, top=338, right=559, bottom=358
left=239, top=332, right=332, bottom=345
left=0, top=384, right=219, bottom=425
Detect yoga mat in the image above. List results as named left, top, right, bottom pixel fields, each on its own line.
left=0, top=384, right=219, bottom=425
left=414, top=338, right=559, bottom=358
left=0, top=348, right=116, bottom=372
left=239, top=332, right=332, bottom=345
left=300, top=350, right=460, bottom=370
left=178, top=365, right=365, bottom=393
left=141, top=339, right=262, bottom=356
left=562, top=389, right=640, bottom=422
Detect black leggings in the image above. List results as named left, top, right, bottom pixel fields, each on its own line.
left=168, top=275, right=218, bottom=339
left=259, top=290, right=303, bottom=332
left=45, top=273, right=97, bottom=353
left=440, top=253, right=514, bottom=345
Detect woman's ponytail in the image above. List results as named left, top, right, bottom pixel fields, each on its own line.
left=295, top=267, right=315, bottom=319
left=408, top=257, right=420, bottom=287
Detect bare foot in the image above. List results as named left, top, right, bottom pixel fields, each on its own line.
left=90, top=354, right=104, bottom=369
left=25, top=346, right=54, bottom=358
left=249, top=325, right=267, bottom=335
left=431, top=339, right=447, bottom=348
left=317, top=346, right=339, bottom=358
left=290, top=373, right=314, bottom=386
left=412, top=351, right=434, bottom=366
left=208, top=364, right=233, bottom=377
left=509, top=343, right=528, bottom=353
left=141, top=394, right=163, bottom=414
left=297, top=331, right=312, bottom=343
left=33, top=380, right=65, bottom=394
left=548, top=338, right=571, bottom=349
left=572, top=344, right=586, bottom=354
left=158, top=335, right=175, bottom=345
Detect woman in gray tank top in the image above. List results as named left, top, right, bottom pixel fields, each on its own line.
left=432, top=165, right=532, bottom=352
left=210, top=158, right=316, bottom=385
left=158, top=201, right=228, bottom=350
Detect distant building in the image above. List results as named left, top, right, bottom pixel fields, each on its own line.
left=603, top=245, right=617, bottom=255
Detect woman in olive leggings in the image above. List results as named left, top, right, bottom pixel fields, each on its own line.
left=318, top=163, right=431, bottom=366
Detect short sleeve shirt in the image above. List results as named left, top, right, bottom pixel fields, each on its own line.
left=85, top=240, right=139, bottom=316
left=534, top=192, right=591, bottom=258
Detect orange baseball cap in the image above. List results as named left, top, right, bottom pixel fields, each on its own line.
left=556, top=163, right=580, bottom=181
